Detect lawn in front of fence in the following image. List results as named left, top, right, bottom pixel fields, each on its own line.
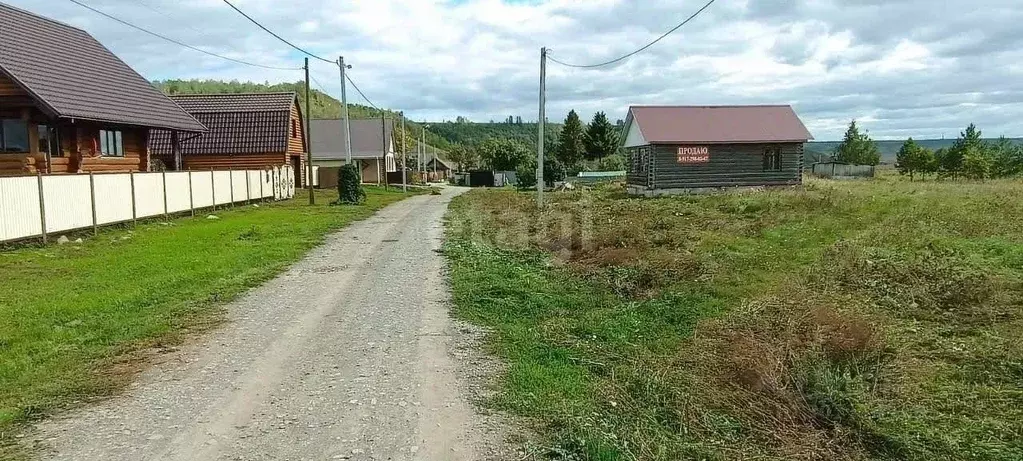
left=0, top=186, right=417, bottom=451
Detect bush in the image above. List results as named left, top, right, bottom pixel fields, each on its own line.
left=337, top=163, right=365, bottom=204
left=516, top=159, right=537, bottom=190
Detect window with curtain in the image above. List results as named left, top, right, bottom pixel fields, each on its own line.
left=99, top=130, right=124, bottom=157
left=0, top=119, right=29, bottom=153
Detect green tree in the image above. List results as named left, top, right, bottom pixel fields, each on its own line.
left=446, top=143, right=479, bottom=172
left=988, top=136, right=1022, bottom=178
left=834, top=120, right=881, bottom=165
left=962, top=145, right=992, bottom=180
left=554, top=110, right=586, bottom=171
left=477, top=138, right=530, bottom=171
left=515, top=156, right=565, bottom=189
left=584, top=111, right=620, bottom=161
left=896, top=138, right=935, bottom=180
left=944, top=123, right=984, bottom=179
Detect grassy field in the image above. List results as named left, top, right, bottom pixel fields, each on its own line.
left=444, top=176, right=1023, bottom=460
left=0, top=186, right=417, bottom=452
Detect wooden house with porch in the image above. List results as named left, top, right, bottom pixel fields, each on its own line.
left=0, top=2, right=206, bottom=176
left=149, top=93, right=307, bottom=186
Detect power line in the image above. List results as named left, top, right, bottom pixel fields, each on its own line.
left=547, top=0, right=716, bottom=69
left=308, top=72, right=333, bottom=97
left=221, top=0, right=335, bottom=64
left=346, top=73, right=379, bottom=110
left=67, top=0, right=301, bottom=71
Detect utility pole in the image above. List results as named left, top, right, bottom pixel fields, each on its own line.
left=339, top=56, right=353, bottom=165
left=400, top=112, right=407, bottom=193
left=305, top=57, right=314, bottom=205
left=421, top=126, right=428, bottom=183
left=537, top=47, right=547, bottom=206
left=381, top=113, right=388, bottom=190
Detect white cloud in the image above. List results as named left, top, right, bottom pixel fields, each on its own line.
left=5, top=0, right=1023, bottom=139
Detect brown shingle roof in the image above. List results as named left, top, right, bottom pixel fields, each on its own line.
left=148, top=93, right=299, bottom=156
left=628, top=105, right=813, bottom=144
left=0, top=3, right=206, bottom=132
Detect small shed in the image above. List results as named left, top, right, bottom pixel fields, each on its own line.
left=622, top=105, right=813, bottom=195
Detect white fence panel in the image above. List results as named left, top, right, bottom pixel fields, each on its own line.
left=213, top=171, right=232, bottom=205
left=246, top=171, right=262, bottom=200
left=93, top=173, right=133, bottom=225
left=133, top=173, right=165, bottom=218
left=259, top=170, right=271, bottom=199
left=231, top=171, right=249, bottom=202
left=0, top=176, right=42, bottom=241
left=311, top=165, right=319, bottom=188
left=42, top=175, right=93, bottom=233
left=191, top=171, right=214, bottom=209
left=164, top=172, right=191, bottom=213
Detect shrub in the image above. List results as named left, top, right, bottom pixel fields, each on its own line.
left=336, top=163, right=365, bottom=204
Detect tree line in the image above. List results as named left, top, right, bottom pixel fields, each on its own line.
left=895, top=124, right=1022, bottom=180
left=436, top=110, right=625, bottom=187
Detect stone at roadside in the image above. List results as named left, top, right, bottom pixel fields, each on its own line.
left=207, top=215, right=220, bottom=220
left=57, top=235, right=69, bottom=245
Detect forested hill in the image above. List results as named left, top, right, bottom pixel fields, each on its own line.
left=152, top=79, right=452, bottom=148
left=425, top=121, right=562, bottom=150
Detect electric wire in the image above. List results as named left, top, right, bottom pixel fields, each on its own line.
left=221, top=0, right=335, bottom=64
left=547, top=0, right=716, bottom=68
left=345, top=73, right=379, bottom=110
left=66, top=0, right=301, bottom=71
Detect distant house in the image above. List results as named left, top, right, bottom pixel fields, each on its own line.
left=0, top=3, right=206, bottom=176
left=310, top=119, right=397, bottom=184
left=149, top=93, right=307, bottom=185
left=622, top=105, right=813, bottom=195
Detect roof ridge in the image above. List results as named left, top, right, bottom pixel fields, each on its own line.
left=631, top=104, right=792, bottom=108
left=0, top=2, right=86, bottom=35
left=169, top=92, right=297, bottom=97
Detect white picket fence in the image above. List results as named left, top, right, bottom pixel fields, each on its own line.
left=0, top=165, right=296, bottom=243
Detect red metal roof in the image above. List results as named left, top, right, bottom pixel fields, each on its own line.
left=628, top=105, right=813, bottom=144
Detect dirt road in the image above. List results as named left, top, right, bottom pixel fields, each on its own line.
left=34, top=187, right=505, bottom=460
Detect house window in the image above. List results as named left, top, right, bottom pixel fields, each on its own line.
left=763, top=147, right=783, bottom=171
left=291, top=119, right=298, bottom=138
left=38, top=125, right=62, bottom=157
left=99, top=130, right=123, bottom=157
left=0, top=119, right=29, bottom=153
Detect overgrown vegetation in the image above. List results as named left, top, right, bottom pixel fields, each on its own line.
left=444, top=177, right=1023, bottom=460
left=0, top=187, right=417, bottom=457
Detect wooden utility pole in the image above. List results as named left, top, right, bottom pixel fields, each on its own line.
left=304, top=57, right=314, bottom=205
left=381, top=114, right=388, bottom=190
left=537, top=47, right=547, bottom=206
left=400, top=112, right=407, bottom=193
left=339, top=56, right=353, bottom=165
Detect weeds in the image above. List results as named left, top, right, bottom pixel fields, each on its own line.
left=445, top=179, right=1023, bottom=460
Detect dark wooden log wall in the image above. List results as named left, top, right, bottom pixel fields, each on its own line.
left=629, top=143, right=803, bottom=190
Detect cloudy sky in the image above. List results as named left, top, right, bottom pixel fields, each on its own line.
left=8, top=0, right=1022, bottom=140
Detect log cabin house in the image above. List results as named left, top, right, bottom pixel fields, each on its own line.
left=623, top=105, right=813, bottom=196
left=148, top=93, right=307, bottom=186
left=0, top=3, right=206, bottom=176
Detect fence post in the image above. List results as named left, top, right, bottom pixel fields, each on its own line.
left=37, top=173, right=47, bottom=244
left=89, top=172, right=98, bottom=235
left=162, top=170, right=169, bottom=220
left=229, top=167, right=235, bottom=209
left=188, top=170, right=194, bottom=217
left=130, top=171, right=137, bottom=228
left=259, top=168, right=264, bottom=202
left=245, top=169, right=251, bottom=203
left=210, top=168, right=216, bottom=212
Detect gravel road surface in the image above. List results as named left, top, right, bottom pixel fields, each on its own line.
left=33, top=186, right=509, bottom=460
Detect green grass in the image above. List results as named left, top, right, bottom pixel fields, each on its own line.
left=0, top=186, right=418, bottom=453
left=444, top=176, right=1023, bottom=460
